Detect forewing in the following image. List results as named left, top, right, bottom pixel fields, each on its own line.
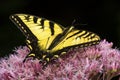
left=10, top=14, right=65, bottom=50
left=51, top=28, right=100, bottom=52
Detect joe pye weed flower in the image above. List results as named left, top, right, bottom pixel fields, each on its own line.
left=0, top=40, right=120, bottom=80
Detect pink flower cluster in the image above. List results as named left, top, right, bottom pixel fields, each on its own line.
left=0, top=40, right=120, bottom=80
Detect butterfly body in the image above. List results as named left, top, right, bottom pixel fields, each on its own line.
left=10, top=14, right=100, bottom=65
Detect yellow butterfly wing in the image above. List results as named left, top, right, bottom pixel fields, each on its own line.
left=48, top=26, right=100, bottom=52
left=10, top=14, right=65, bottom=51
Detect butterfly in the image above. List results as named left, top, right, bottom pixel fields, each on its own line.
left=10, top=14, right=100, bottom=65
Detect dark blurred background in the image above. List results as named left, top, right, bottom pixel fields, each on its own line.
left=0, top=0, right=120, bottom=57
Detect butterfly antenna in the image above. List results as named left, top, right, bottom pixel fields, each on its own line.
left=71, top=19, right=76, bottom=26
left=71, top=19, right=88, bottom=27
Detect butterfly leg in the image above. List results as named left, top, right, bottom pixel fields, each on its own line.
left=23, top=50, right=36, bottom=62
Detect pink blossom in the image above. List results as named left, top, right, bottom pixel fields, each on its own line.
left=0, top=40, right=120, bottom=80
